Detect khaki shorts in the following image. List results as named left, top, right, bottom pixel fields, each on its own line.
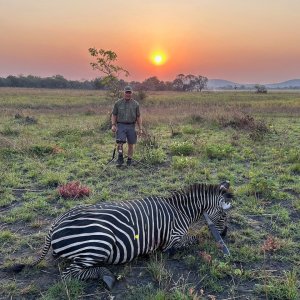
left=116, top=123, right=137, bottom=144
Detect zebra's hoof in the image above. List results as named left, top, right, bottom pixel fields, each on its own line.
left=103, top=275, right=116, bottom=290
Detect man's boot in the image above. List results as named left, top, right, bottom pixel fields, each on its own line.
left=127, top=158, right=132, bottom=166
left=116, top=154, right=124, bottom=167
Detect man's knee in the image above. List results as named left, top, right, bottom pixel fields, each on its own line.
left=116, top=139, right=126, bottom=144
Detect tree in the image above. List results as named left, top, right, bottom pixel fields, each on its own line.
left=88, top=48, right=129, bottom=99
left=172, top=74, right=208, bottom=92
left=172, top=74, right=185, bottom=91
left=142, top=76, right=163, bottom=91
left=194, top=75, right=208, bottom=92
left=254, top=84, right=267, bottom=94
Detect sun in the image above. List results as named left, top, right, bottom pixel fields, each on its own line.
left=151, top=52, right=167, bottom=66
left=154, top=55, right=163, bottom=64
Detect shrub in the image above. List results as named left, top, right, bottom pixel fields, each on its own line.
left=190, top=114, right=204, bottom=124
left=286, top=149, right=300, bottom=163
left=182, top=125, right=200, bottom=134
left=290, top=163, right=300, bottom=175
left=172, top=156, right=197, bottom=170
left=170, top=141, right=194, bottom=156
left=136, top=90, right=147, bottom=101
left=43, top=279, right=85, bottom=300
left=169, top=123, right=182, bottom=137
left=58, top=181, right=91, bottom=199
left=205, top=144, right=234, bottom=159
left=261, top=235, right=281, bottom=252
left=143, top=148, right=166, bottom=165
left=218, top=112, right=269, bottom=140
left=41, top=172, right=66, bottom=187
left=99, top=113, right=112, bottom=131
left=139, top=130, right=159, bottom=149
left=1, top=125, right=20, bottom=136
left=29, top=145, right=55, bottom=157
left=254, top=84, right=268, bottom=94
left=255, top=270, right=298, bottom=300
left=247, top=171, right=275, bottom=199
left=15, top=114, right=38, bottom=125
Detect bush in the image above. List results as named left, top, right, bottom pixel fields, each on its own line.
left=143, top=148, right=166, bottom=165
left=254, top=84, right=268, bottom=94
left=218, top=112, right=269, bottom=140
left=290, top=163, right=300, bottom=175
left=15, top=114, right=38, bottom=125
left=205, top=144, right=234, bottom=159
left=58, top=181, right=91, bottom=199
left=172, top=156, right=197, bottom=170
left=247, top=171, right=275, bottom=199
left=29, top=145, right=55, bottom=157
left=136, top=90, right=147, bottom=101
left=182, top=125, right=200, bottom=134
left=286, top=149, right=300, bottom=163
left=99, top=113, right=112, bottom=131
left=41, top=172, right=67, bottom=187
left=170, top=141, right=194, bottom=156
left=1, top=125, right=20, bottom=136
left=190, top=114, right=204, bottom=124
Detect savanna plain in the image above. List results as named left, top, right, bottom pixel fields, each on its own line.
left=0, top=88, right=299, bottom=300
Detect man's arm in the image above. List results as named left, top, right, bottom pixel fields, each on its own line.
left=111, top=114, right=117, bottom=132
left=136, top=115, right=142, bottom=132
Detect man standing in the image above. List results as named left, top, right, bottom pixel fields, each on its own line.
left=111, top=85, right=142, bottom=167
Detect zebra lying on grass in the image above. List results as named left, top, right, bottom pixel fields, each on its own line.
left=11, top=181, right=232, bottom=289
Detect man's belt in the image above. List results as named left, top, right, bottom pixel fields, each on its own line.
left=117, top=122, right=135, bottom=124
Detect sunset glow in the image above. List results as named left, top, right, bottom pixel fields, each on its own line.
left=1, top=0, right=300, bottom=83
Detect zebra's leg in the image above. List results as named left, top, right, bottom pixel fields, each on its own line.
left=62, top=262, right=116, bottom=290
left=166, top=234, right=199, bottom=256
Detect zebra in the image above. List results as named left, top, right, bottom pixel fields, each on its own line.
left=11, top=181, right=232, bottom=289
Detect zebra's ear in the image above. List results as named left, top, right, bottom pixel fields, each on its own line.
left=219, top=181, right=230, bottom=191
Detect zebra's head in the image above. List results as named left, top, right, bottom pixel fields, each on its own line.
left=205, top=181, right=233, bottom=237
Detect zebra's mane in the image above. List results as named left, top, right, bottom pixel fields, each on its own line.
left=169, top=183, right=233, bottom=200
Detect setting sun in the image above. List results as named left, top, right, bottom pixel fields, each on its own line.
left=151, top=52, right=167, bottom=66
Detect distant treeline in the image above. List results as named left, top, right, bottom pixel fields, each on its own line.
left=0, top=75, right=96, bottom=90
left=2, top=74, right=299, bottom=91
left=0, top=74, right=209, bottom=91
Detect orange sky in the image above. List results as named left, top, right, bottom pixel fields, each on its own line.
left=1, top=0, right=300, bottom=83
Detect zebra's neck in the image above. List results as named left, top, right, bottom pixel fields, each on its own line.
left=165, top=192, right=202, bottom=224
left=165, top=184, right=219, bottom=224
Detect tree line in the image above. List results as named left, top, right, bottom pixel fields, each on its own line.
left=0, top=74, right=208, bottom=92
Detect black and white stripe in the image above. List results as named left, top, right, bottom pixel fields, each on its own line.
left=27, top=182, right=232, bottom=287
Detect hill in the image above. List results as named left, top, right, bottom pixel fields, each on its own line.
left=265, top=79, right=300, bottom=89
left=208, top=78, right=300, bottom=89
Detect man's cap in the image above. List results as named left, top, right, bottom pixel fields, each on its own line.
left=124, top=85, right=133, bottom=92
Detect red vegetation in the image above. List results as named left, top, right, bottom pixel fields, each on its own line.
left=199, top=251, right=212, bottom=264
left=261, top=235, right=281, bottom=252
left=58, top=181, right=91, bottom=199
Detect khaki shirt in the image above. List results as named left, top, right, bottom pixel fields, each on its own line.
left=112, top=99, right=140, bottom=123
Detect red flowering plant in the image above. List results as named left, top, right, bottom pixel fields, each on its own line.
left=261, top=235, right=281, bottom=253
left=58, top=181, right=91, bottom=199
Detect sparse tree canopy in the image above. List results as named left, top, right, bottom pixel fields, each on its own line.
left=88, top=48, right=129, bottom=99
left=254, top=84, right=268, bottom=94
left=172, top=74, right=208, bottom=92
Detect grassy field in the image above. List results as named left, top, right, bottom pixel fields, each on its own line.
left=0, top=88, right=299, bottom=299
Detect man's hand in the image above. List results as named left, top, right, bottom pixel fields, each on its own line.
left=138, top=128, right=143, bottom=136
left=111, top=124, right=117, bottom=133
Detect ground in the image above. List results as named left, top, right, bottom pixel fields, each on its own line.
left=0, top=88, right=299, bottom=299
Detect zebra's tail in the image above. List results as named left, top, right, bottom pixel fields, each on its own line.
left=7, top=231, right=52, bottom=273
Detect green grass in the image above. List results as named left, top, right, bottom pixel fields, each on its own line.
left=0, top=88, right=299, bottom=299
left=42, top=279, right=85, bottom=300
